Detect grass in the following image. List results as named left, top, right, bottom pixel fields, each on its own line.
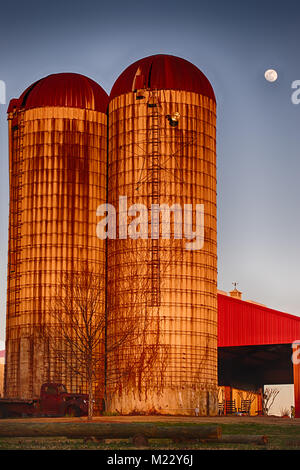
left=0, top=421, right=300, bottom=450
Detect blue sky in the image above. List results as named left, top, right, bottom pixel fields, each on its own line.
left=0, top=0, right=300, bottom=342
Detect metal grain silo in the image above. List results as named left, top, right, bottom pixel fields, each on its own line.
left=5, top=73, right=108, bottom=399
left=106, top=55, right=217, bottom=415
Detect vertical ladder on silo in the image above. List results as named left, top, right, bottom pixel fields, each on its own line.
left=7, top=112, right=24, bottom=396
left=147, top=90, right=161, bottom=307
left=11, top=112, right=24, bottom=318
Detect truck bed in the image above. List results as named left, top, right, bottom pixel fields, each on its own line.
left=0, top=397, right=39, bottom=418
left=0, top=397, right=37, bottom=404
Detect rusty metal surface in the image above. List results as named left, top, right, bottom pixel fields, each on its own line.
left=107, top=84, right=217, bottom=415
left=5, top=62, right=218, bottom=416
left=5, top=87, right=107, bottom=400
left=110, top=54, right=215, bottom=101
left=8, top=73, right=108, bottom=113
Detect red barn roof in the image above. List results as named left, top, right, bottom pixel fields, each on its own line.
left=110, top=54, right=215, bottom=101
left=218, top=293, right=300, bottom=347
left=7, top=73, right=108, bottom=113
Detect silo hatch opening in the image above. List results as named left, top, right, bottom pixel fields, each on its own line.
left=166, top=112, right=180, bottom=127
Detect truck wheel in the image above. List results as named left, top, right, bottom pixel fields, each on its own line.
left=0, top=408, right=7, bottom=419
left=65, top=407, right=80, bottom=417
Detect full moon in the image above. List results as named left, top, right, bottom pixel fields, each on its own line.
left=265, top=69, right=278, bottom=82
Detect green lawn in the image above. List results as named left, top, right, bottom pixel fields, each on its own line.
left=0, top=421, right=299, bottom=450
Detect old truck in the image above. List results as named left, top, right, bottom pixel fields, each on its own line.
left=0, top=383, right=89, bottom=418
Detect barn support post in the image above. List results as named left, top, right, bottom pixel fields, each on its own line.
left=223, top=386, right=231, bottom=416
left=293, top=343, right=300, bottom=418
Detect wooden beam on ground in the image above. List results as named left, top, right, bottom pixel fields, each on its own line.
left=0, top=422, right=221, bottom=441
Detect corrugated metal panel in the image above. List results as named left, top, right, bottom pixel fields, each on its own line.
left=5, top=91, right=107, bottom=399
left=107, top=81, right=217, bottom=415
left=8, top=73, right=108, bottom=113
left=110, top=54, right=215, bottom=101
left=218, top=293, right=300, bottom=347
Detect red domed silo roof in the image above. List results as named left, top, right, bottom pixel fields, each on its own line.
left=8, top=73, right=108, bottom=113
left=110, top=54, right=215, bottom=101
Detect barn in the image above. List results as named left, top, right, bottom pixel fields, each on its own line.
left=218, top=288, right=300, bottom=417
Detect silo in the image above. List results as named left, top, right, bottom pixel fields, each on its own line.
left=5, top=73, right=108, bottom=399
left=106, top=55, right=217, bottom=415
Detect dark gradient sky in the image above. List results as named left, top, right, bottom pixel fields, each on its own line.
left=0, top=0, right=300, bottom=342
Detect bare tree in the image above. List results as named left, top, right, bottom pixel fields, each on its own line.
left=105, top=243, right=170, bottom=409
left=262, top=387, right=280, bottom=416
left=43, top=266, right=107, bottom=420
left=43, top=259, right=168, bottom=420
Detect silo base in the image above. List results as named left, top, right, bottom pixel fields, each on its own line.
left=106, top=387, right=218, bottom=416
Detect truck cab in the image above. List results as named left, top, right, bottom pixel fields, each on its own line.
left=40, top=383, right=88, bottom=417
